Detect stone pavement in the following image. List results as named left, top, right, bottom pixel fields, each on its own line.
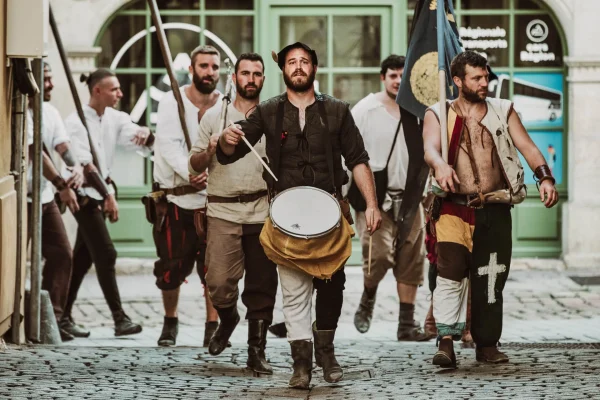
left=3, top=263, right=600, bottom=399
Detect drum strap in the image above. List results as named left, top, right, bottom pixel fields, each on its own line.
left=270, top=99, right=285, bottom=195
left=317, top=100, right=338, bottom=195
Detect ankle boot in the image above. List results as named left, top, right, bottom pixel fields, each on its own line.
left=289, top=340, right=312, bottom=390
left=203, top=321, right=218, bottom=347
left=112, top=310, right=142, bottom=337
left=476, top=345, right=509, bottom=363
left=397, top=304, right=430, bottom=341
left=59, top=316, right=90, bottom=338
left=208, top=306, right=239, bottom=356
left=433, top=338, right=457, bottom=369
left=247, top=320, right=273, bottom=374
left=157, top=317, right=178, bottom=346
left=353, top=287, right=377, bottom=333
left=312, top=322, right=343, bottom=383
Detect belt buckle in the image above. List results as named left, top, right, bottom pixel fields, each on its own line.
left=466, top=194, right=484, bottom=209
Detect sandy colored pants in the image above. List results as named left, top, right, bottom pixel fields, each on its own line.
left=356, top=204, right=425, bottom=287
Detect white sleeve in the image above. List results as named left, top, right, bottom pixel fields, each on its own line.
left=48, top=106, right=70, bottom=149
left=65, top=115, right=93, bottom=165
left=26, top=109, right=34, bottom=146
left=114, top=110, right=145, bottom=151
left=155, top=95, right=190, bottom=180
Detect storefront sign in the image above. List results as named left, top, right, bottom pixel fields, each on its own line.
left=519, top=19, right=556, bottom=63
left=459, top=26, right=508, bottom=50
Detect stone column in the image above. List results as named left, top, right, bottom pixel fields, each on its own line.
left=563, top=57, right=600, bottom=268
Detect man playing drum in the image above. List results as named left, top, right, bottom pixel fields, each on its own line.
left=188, top=53, right=278, bottom=375
left=217, top=42, right=382, bottom=389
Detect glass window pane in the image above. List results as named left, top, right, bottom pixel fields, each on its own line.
left=515, top=15, right=563, bottom=67
left=280, top=16, right=327, bottom=67
left=333, top=74, right=380, bottom=107
left=205, top=15, right=254, bottom=68
left=97, top=15, right=147, bottom=68
left=206, top=0, right=253, bottom=10
left=461, top=0, right=510, bottom=9
left=460, top=15, right=510, bottom=67
left=151, top=15, right=201, bottom=69
left=156, top=0, right=200, bottom=10
left=516, top=0, right=541, bottom=9
left=333, top=16, right=381, bottom=67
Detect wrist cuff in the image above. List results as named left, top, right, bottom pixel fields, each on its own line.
left=51, top=176, right=67, bottom=191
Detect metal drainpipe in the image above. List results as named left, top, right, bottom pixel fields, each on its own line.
left=28, top=59, right=44, bottom=342
left=11, top=89, right=26, bottom=345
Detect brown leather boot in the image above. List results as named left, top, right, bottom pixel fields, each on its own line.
left=432, top=338, right=457, bottom=369
left=313, top=322, right=343, bottom=383
left=476, top=346, right=509, bottom=363
left=289, top=340, right=312, bottom=390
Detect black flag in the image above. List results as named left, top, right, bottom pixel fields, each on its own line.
left=394, top=0, right=462, bottom=245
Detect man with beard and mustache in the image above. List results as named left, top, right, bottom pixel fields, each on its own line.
left=349, top=55, right=432, bottom=342
left=152, top=45, right=222, bottom=347
left=188, top=53, right=278, bottom=374
left=423, top=51, right=558, bottom=368
left=216, top=42, right=382, bottom=389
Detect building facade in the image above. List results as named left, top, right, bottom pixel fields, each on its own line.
left=45, top=0, right=600, bottom=268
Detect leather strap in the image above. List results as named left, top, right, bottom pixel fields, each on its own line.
left=317, top=99, right=337, bottom=194
left=534, top=164, right=555, bottom=186
left=446, top=193, right=483, bottom=208
left=161, top=185, right=201, bottom=196
left=385, top=120, right=402, bottom=167
left=207, top=190, right=268, bottom=204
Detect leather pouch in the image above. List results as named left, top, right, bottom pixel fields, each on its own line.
left=194, top=207, right=208, bottom=241
left=338, top=197, right=354, bottom=225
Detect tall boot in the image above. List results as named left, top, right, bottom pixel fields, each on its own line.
left=247, top=320, right=273, bottom=374
left=397, top=303, right=430, bottom=341
left=353, top=286, right=377, bottom=333
left=289, top=340, right=312, bottom=390
left=208, top=306, right=239, bottom=356
left=203, top=321, right=218, bottom=347
left=112, top=310, right=142, bottom=337
left=312, top=322, right=343, bottom=383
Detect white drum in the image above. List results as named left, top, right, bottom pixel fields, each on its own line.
left=269, top=186, right=341, bottom=239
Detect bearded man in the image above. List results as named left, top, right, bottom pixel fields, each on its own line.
left=152, top=45, right=222, bottom=347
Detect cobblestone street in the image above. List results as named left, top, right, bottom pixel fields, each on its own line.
left=2, top=264, right=600, bottom=399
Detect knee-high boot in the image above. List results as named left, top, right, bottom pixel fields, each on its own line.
left=313, top=322, right=343, bottom=383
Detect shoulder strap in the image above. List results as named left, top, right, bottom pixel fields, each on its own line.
left=317, top=99, right=337, bottom=194
left=272, top=99, right=285, bottom=184
left=385, top=120, right=402, bottom=167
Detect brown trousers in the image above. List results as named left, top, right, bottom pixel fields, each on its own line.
left=205, top=216, right=278, bottom=321
left=356, top=204, right=425, bottom=287
left=27, top=200, right=73, bottom=321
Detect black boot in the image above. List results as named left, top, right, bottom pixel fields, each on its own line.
left=157, top=317, right=178, bottom=346
left=203, top=321, right=218, bottom=347
left=208, top=306, right=239, bottom=356
left=397, top=303, right=430, bottom=341
left=59, top=316, right=90, bottom=338
left=289, top=340, right=312, bottom=390
left=247, top=320, right=273, bottom=374
left=59, top=327, right=75, bottom=342
left=353, top=287, right=376, bottom=333
left=112, top=310, right=143, bottom=337
left=313, top=322, right=343, bottom=383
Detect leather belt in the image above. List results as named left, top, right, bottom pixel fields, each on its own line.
left=446, top=193, right=484, bottom=209
left=208, top=190, right=268, bottom=204
left=161, top=185, right=201, bottom=196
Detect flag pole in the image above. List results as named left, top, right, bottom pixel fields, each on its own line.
left=437, top=0, right=449, bottom=163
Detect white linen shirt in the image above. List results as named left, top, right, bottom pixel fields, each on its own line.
left=65, top=104, right=149, bottom=201
left=153, top=86, right=222, bottom=210
left=350, top=93, right=408, bottom=211
left=27, top=102, right=71, bottom=204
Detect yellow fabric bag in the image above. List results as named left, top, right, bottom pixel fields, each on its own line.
left=259, top=216, right=355, bottom=280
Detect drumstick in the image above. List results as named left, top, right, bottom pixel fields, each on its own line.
left=230, top=120, right=278, bottom=182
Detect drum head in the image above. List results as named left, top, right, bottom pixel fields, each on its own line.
left=270, top=186, right=341, bottom=238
